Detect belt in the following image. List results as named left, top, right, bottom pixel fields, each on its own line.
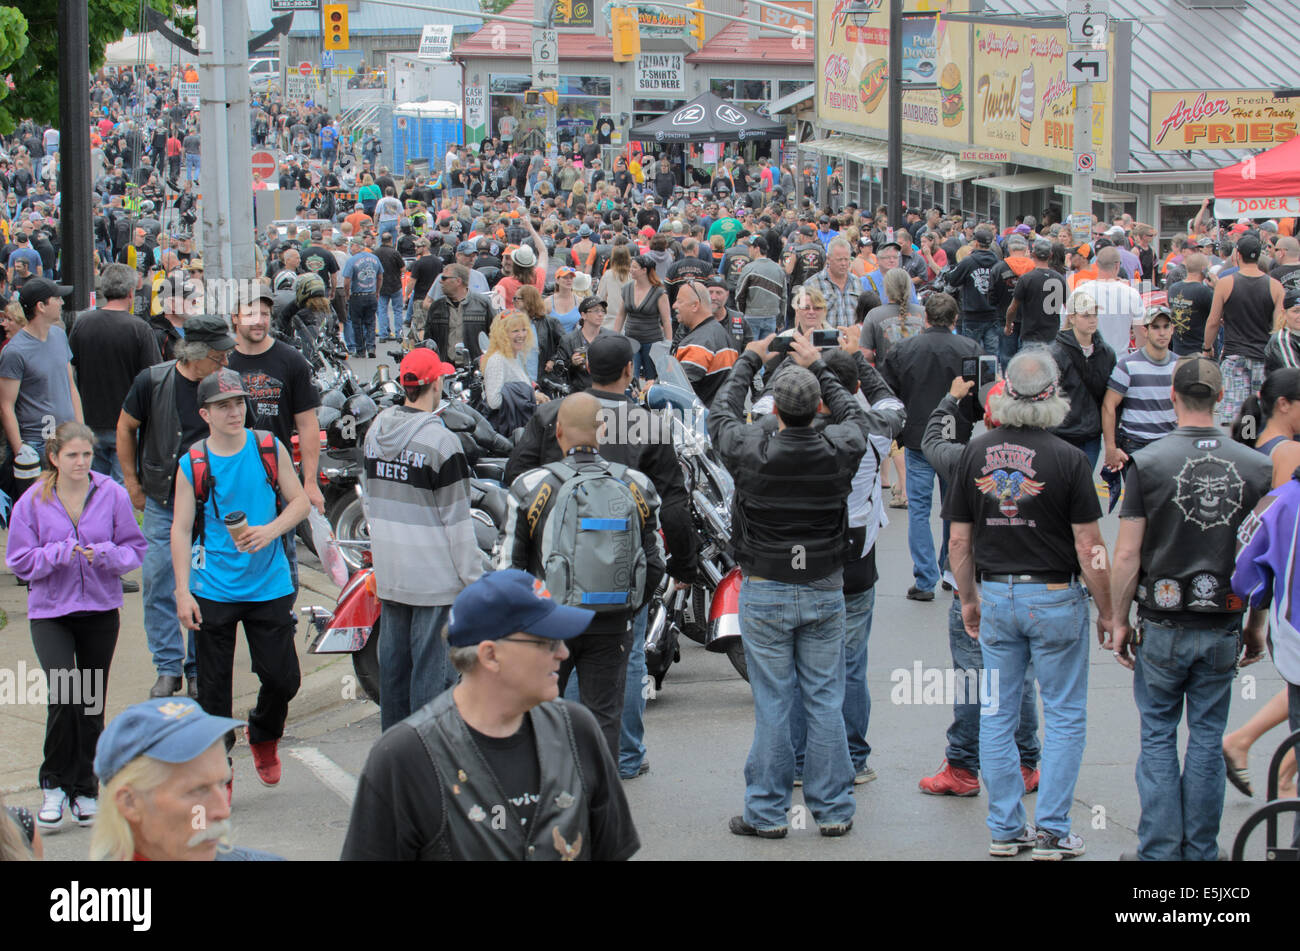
left=979, top=572, right=1077, bottom=585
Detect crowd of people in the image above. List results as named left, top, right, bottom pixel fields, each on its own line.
left=6, top=57, right=1300, bottom=863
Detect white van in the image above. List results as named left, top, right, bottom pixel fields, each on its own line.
left=249, top=57, right=280, bottom=91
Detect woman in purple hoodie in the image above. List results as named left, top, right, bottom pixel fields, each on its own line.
left=6, top=422, right=147, bottom=835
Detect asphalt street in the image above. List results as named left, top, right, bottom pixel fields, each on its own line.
left=11, top=353, right=1297, bottom=861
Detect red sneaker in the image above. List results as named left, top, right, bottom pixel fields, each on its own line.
left=1021, top=765, right=1040, bottom=794
left=919, top=760, right=980, bottom=797
left=247, top=730, right=282, bottom=787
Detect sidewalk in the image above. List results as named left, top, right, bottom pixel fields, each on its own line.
left=0, top=528, right=357, bottom=795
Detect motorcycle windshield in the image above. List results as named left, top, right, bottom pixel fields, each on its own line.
left=648, top=343, right=710, bottom=446
left=650, top=341, right=693, bottom=394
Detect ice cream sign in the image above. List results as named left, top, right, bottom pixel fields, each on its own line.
left=970, top=24, right=1111, bottom=169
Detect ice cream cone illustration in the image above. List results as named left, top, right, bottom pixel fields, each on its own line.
left=1018, top=66, right=1035, bottom=146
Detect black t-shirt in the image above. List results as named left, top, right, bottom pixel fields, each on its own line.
left=943, top=426, right=1101, bottom=575
left=301, top=244, right=340, bottom=283
left=1013, top=267, right=1068, bottom=344
left=1270, top=262, right=1300, bottom=294
left=226, top=341, right=320, bottom=449
left=375, top=246, right=405, bottom=295
left=340, top=699, right=640, bottom=861
left=122, top=365, right=207, bottom=453
left=612, top=170, right=633, bottom=196
left=467, top=717, right=540, bottom=830
left=409, top=254, right=443, bottom=300
left=68, top=308, right=162, bottom=430
left=1167, top=280, right=1215, bottom=354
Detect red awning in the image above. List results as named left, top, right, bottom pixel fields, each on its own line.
left=1213, top=136, right=1300, bottom=218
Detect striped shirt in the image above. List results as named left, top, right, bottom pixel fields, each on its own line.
left=1107, top=348, right=1177, bottom=442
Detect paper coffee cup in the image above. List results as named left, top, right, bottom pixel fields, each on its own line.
left=224, top=511, right=249, bottom=540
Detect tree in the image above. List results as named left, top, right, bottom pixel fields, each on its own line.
left=0, top=6, right=28, bottom=134
left=5, top=0, right=177, bottom=132
left=480, top=0, right=517, bottom=14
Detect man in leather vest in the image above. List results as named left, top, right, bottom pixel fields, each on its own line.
left=117, top=313, right=236, bottom=700
left=424, top=263, right=495, bottom=363
left=1110, top=356, right=1271, bottom=860
left=341, top=569, right=640, bottom=861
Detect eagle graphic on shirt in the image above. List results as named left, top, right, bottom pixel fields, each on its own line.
left=975, top=469, right=1045, bottom=518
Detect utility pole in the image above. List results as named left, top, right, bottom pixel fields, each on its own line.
left=1066, top=0, right=1109, bottom=246
left=57, top=0, right=93, bottom=309
left=198, top=0, right=255, bottom=291
left=886, top=0, right=903, bottom=228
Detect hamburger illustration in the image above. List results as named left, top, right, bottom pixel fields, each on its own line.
left=939, top=62, right=963, bottom=127
left=1018, top=66, right=1035, bottom=146
left=858, top=58, right=888, bottom=114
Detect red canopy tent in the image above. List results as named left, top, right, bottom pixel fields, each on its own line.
left=1213, top=136, right=1300, bottom=220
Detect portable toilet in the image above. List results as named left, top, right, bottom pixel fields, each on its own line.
left=393, top=100, right=463, bottom=177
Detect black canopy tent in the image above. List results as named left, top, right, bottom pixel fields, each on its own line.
left=629, top=91, right=787, bottom=143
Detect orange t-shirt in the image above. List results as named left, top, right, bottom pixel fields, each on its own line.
left=1068, top=266, right=1098, bottom=290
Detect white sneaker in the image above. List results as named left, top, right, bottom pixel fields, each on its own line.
left=36, top=788, right=68, bottom=833
left=70, top=796, right=98, bottom=827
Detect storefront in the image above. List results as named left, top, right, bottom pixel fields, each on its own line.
left=488, top=74, right=612, bottom=151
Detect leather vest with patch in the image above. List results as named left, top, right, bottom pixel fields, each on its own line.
left=1131, top=427, right=1271, bottom=616
left=140, top=361, right=185, bottom=506
left=409, top=690, right=591, bottom=861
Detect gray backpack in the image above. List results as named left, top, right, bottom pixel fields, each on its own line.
left=527, top=459, right=649, bottom=613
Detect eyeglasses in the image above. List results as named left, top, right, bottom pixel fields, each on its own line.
left=501, top=635, right=562, bottom=652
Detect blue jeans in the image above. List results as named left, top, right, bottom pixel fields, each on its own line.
left=1064, top=436, right=1101, bottom=473
left=904, top=448, right=947, bottom=592
left=185, top=152, right=200, bottom=181
left=739, top=577, right=854, bottom=830
left=91, top=428, right=124, bottom=484
left=1133, top=617, right=1239, bottom=860
left=631, top=339, right=660, bottom=381
left=377, top=293, right=402, bottom=338
left=378, top=601, right=452, bottom=732
left=378, top=221, right=398, bottom=244
left=978, top=580, right=1089, bottom=840
left=792, top=586, right=875, bottom=774
left=960, top=319, right=1000, bottom=357
left=748, top=316, right=777, bottom=339
left=998, top=326, right=1020, bottom=373
left=349, top=295, right=377, bottom=354
left=946, top=595, right=1039, bottom=772
left=143, top=496, right=196, bottom=680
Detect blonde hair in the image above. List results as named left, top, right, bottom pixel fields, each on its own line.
left=514, top=284, right=546, bottom=320
left=608, top=245, right=631, bottom=282
left=38, top=421, right=96, bottom=503
left=482, top=311, right=534, bottom=368
left=89, top=755, right=176, bottom=861
left=2, top=300, right=26, bottom=331
left=1066, top=289, right=1098, bottom=317
left=791, top=285, right=827, bottom=312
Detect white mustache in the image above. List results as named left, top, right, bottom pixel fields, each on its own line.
left=187, top=818, right=233, bottom=848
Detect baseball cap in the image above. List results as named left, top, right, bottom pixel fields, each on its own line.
left=973, top=228, right=993, bottom=246
left=446, top=570, right=594, bottom=647
left=183, top=313, right=237, bottom=350
left=578, top=295, right=605, bottom=314
left=771, top=364, right=821, bottom=418
left=1230, top=222, right=1251, bottom=236
left=555, top=266, right=575, bottom=279
left=188, top=257, right=205, bottom=269
left=1236, top=234, right=1262, bottom=262
left=876, top=241, right=901, bottom=254
left=586, top=334, right=635, bottom=380
left=197, top=367, right=251, bottom=404
left=1068, top=243, right=1093, bottom=259
left=19, top=277, right=73, bottom=312
left=240, top=283, right=276, bottom=308
left=456, top=240, right=477, bottom=256
left=94, top=698, right=244, bottom=786
left=703, top=275, right=726, bottom=289
left=398, top=347, right=455, bottom=386
left=1139, top=304, right=1174, bottom=327
left=1173, top=355, right=1222, bottom=397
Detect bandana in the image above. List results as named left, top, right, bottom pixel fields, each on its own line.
left=1003, top=378, right=1057, bottom=403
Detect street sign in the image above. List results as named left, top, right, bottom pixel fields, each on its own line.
left=1075, top=151, right=1096, bottom=175
left=1066, top=51, right=1108, bottom=84
left=271, top=0, right=319, bottom=10
left=417, top=24, right=453, bottom=60
left=298, top=61, right=313, bottom=77
left=1066, top=11, right=1109, bottom=46
left=251, top=149, right=279, bottom=181
left=531, top=28, right=558, bottom=90
left=321, top=49, right=335, bottom=69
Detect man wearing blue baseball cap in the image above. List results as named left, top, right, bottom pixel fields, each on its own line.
left=89, top=698, right=280, bottom=861
left=342, top=570, right=640, bottom=861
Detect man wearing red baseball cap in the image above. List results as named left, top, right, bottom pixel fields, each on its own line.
left=362, top=345, right=482, bottom=732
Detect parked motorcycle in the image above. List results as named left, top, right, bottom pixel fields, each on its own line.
left=641, top=344, right=747, bottom=687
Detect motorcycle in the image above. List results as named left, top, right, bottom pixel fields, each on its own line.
left=641, top=343, right=748, bottom=687
left=300, top=476, right=509, bottom=702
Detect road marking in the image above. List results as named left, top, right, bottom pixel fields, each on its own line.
left=288, top=746, right=357, bottom=805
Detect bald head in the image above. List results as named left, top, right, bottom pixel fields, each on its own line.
left=1096, top=246, right=1121, bottom=275
left=1278, top=236, right=1300, bottom=262
left=555, top=393, right=603, bottom=450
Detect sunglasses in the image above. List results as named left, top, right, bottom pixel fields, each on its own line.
left=501, top=635, right=562, bottom=652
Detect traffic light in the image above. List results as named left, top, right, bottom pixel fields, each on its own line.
left=554, top=0, right=573, bottom=23
left=542, top=89, right=559, bottom=105
left=524, top=90, right=540, bottom=105
left=323, top=4, right=349, bottom=50
left=688, top=0, right=705, bottom=47
left=611, top=7, right=640, bottom=62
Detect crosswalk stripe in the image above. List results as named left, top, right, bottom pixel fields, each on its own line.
left=288, top=746, right=357, bottom=806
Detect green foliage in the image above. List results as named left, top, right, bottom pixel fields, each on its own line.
left=0, top=6, right=29, bottom=134
left=3, top=0, right=179, bottom=132
left=480, top=0, right=518, bottom=15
